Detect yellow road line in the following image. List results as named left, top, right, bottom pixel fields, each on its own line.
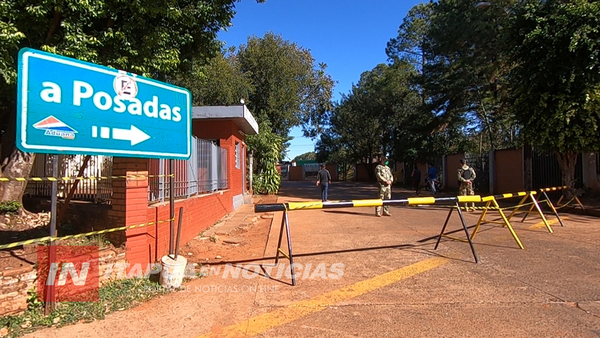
left=196, top=257, right=448, bottom=338
left=528, top=216, right=568, bottom=229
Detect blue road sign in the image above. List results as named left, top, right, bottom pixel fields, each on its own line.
left=17, top=48, right=191, bottom=159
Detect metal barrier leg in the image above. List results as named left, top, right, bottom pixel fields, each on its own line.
left=521, top=203, right=536, bottom=223
left=541, top=191, right=565, bottom=227
left=273, top=210, right=296, bottom=286
left=274, top=210, right=286, bottom=265
left=434, top=203, right=479, bottom=263
left=493, top=198, right=524, bottom=250
left=507, top=195, right=528, bottom=222
left=574, top=196, right=586, bottom=211
left=456, top=201, right=479, bottom=263
left=283, top=211, right=296, bottom=286
left=530, top=193, right=553, bottom=234
left=471, top=200, right=491, bottom=240
left=434, top=207, right=454, bottom=250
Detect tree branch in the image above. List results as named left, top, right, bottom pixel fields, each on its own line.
left=45, top=9, right=62, bottom=46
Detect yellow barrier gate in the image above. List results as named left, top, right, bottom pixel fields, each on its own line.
left=506, top=191, right=556, bottom=233
left=470, top=195, right=524, bottom=250
left=255, top=196, right=481, bottom=286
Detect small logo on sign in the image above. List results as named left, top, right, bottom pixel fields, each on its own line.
left=113, top=74, right=138, bottom=99
left=33, top=116, right=77, bottom=139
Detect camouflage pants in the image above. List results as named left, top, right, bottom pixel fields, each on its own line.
left=459, top=183, right=475, bottom=208
left=376, top=184, right=391, bottom=215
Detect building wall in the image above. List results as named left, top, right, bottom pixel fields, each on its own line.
left=289, top=166, right=303, bottom=181
left=445, top=154, right=465, bottom=191
left=494, top=148, right=525, bottom=193
left=326, top=164, right=338, bottom=181
left=193, top=120, right=246, bottom=198
left=355, top=163, right=375, bottom=182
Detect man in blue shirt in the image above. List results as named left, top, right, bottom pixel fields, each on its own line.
left=427, top=163, right=438, bottom=195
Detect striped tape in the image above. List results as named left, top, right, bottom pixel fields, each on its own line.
left=539, top=186, right=569, bottom=192
left=0, top=218, right=173, bottom=250
left=254, top=186, right=568, bottom=214
left=255, top=196, right=476, bottom=213
left=0, top=174, right=174, bottom=182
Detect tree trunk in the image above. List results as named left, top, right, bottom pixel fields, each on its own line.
left=556, top=151, right=578, bottom=198
left=0, top=149, right=36, bottom=204
left=0, top=104, right=38, bottom=205
left=56, top=155, right=91, bottom=225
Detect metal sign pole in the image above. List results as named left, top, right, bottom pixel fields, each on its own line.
left=44, top=155, right=58, bottom=314
left=169, top=159, right=175, bottom=256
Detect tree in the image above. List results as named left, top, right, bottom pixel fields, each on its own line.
left=172, top=48, right=253, bottom=107
left=292, top=152, right=316, bottom=162
left=245, top=120, right=283, bottom=195
left=320, top=62, right=423, bottom=179
left=404, top=0, right=520, bottom=154
left=0, top=0, right=245, bottom=204
left=507, top=0, right=600, bottom=189
left=237, top=33, right=335, bottom=139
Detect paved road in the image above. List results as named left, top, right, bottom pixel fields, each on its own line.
left=29, top=180, right=600, bottom=338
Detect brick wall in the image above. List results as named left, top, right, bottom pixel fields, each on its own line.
left=0, top=265, right=36, bottom=316
left=0, top=248, right=126, bottom=317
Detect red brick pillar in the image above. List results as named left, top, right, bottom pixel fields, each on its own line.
left=109, top=158, right=149, bottom=267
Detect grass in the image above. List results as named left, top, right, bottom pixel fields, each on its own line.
left=0, top=278, right=172, bottom=338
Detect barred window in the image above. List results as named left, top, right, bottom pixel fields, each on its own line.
left=235, top=142, right=241, bottom=169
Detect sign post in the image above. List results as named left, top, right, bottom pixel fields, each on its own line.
left=17, top=48, right=192, bottom=307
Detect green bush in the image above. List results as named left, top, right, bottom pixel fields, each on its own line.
left=0, top=200, right=21, bottom=214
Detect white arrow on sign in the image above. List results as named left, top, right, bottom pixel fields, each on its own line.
left=92, top=125, right=150, bottom=146
left=112, top=125, right=150, bottom=146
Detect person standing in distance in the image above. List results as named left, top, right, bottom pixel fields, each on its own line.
left=316, top=164, right=332, bottom=202
left=457, top=159, right=477, bottom=211
left=375, top=156, right=394, bottom=217
left=427, top=163, right=438, bottom=194
left=411, top=165, right=422, bottom=195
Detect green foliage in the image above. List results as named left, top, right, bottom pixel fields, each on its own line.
left=246, top=121, right=283, bottom=195
left=0, top=278, right=170, bottom=338
left=172, top=48, right=254, bottom=106
left=292, top=152, right=316, bottom=162
left=387, top=0, right=522, bottom=155
left=508, top=0, right=600, bottom=154
left=237, top=33, right=335, bottom=139
left=0, top=200, right=21, bottom=214
left=320, top=62, right=423, bottom=166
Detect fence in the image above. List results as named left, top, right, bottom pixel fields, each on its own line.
left=25, top=154, right=113, bottom=203
left=148, top=137, right=228, bottom=203
left=531, top=149, right=583, bottom=189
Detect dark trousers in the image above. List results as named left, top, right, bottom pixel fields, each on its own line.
left=320, top=184, right=329, bottom=202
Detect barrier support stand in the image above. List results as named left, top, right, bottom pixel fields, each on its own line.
left=434, top=200, right=479, bottom=263
left=507, top=192, right=553, bottom=234
left=523, top=190, right=565, bottom=227
left=274, top=209, right=296, bottom=286
left=472, top=196, right=524, bottom=249
left=556, top=194, right=585, bottom=212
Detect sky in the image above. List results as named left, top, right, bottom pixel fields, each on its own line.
left=217, top=0, right=424, bottom=161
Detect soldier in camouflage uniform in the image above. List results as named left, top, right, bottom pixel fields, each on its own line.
left=375, top=156, right=394, bottom=217
left=457, top=159, right=477, bottom=211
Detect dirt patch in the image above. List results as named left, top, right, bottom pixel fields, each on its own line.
left=0, top=210, right=123, bottom=272
left=181, top=194, right=278, bottom=266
